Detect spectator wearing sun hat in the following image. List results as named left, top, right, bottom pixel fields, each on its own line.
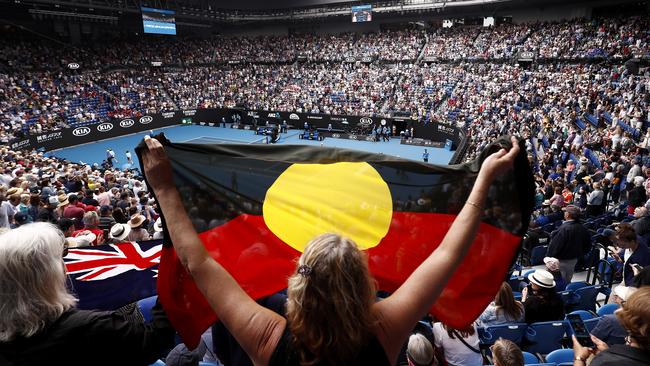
left=127, top=214, right=151, bottom=242
left=521, top=269, right=565, bottom=324
left=153, top=217, right=164, bottom=240
left=107, top=223, right=131, bottom=244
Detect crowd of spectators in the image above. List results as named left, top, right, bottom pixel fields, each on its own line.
left=1, top=13, right=650, bottom=366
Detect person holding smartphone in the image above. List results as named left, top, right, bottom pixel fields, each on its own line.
left=612, top=223, right=650, bottom=287
left=572, top=287, right=650, bottom=366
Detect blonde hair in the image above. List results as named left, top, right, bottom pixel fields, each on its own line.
left=492, top=338, right=524, bottom=366
left=407, top=333, right=434, bottom=366
left=286, top=233, right=376, bottom=365
left=0, top=223, right=77, bottom=341
left=616, top=287, right=650, bottom=350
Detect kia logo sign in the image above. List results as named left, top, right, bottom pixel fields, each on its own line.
left=72, top=127, right=91, bottom=137
left=97, top=123, right=113, bottom=132
left=67, top=63, right=80, bottom=70
left=359, top=117, right=373, bottom=126
left=120, top=119, right=135, bottom=128
left=139, top=116, right=153, bottom=124
left=289, top=113, right=300, bottom=120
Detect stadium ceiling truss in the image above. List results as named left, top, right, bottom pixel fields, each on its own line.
left=9, top=0, right=517, bottom=23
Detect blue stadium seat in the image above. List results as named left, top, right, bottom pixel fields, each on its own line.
left=522, top=351, right=539, bottom=365
left=525, top=321, right=567, bottom=354
left=565, top=281, right=589, bottom=292
left=478, top=323, right=527, bottom=346
left=566, top=310, right=595, bottom=321
left=583, top=317, right=600, bottom=333
left=573, top=285, right=602, bottom=313
left=149, top=360, right=165, bottom=366
left=545, top=349, right=574, bottom=364
left=530, top=246, right=547, bottom=265
left=137, top=295, right=158, bottom=323
left=597, top=303, right=619, bottom=317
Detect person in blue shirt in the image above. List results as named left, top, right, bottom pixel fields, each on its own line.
left=478, top=282, right=524, bottom=326
left=422, top=149, right=429, bottom=163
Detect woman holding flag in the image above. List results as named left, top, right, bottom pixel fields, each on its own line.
left=139, top=135, right=522, bottom=366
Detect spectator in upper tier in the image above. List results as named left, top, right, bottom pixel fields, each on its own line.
left=572, top=287, right=650, bottom=366
left=0, top=222, right=176, bottom=365
left=521, top=269, right=565, bottom=324
left=478, top=282, right=524, bottom=326
left=547, top=205, right=592, bottom=283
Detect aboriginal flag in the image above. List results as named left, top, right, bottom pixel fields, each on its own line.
left=137, top=135, right=534, bottom=348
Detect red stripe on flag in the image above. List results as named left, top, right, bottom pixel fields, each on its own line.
left=158, top=212, right=521, bottom=348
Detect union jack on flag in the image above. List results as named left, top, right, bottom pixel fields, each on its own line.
left=64, top=241, right=162, bottom=311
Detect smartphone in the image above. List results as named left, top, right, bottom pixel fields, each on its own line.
left=631, top=263, right=643, bottom=271
left=567, top=314, right=595, bottom=348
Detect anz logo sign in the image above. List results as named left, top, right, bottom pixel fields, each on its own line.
left=72, top=127, right=91, bottom=137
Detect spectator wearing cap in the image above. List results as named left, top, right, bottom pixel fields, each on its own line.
left=127, top=214, right=150, bottom=242
left=547, top=205, right=592, bottom=282
left=63, top=194, right=85, bottom=230
left=521, top=269, right=565, bottom=324
left=72, top=211, right=104, bottom=246
left=543, top=257, right=567, bottom=291
left=98, top=205, right=116, bottom=233
left=37, top=196, right=59, bottom=223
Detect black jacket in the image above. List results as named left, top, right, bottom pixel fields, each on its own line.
left=547, top=220, right=592, bottom=260
left=591, top=344, right=650, bottom=366
left=0, top=302, right=174, bottom=366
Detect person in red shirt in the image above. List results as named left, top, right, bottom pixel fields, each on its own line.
left=72, top=211, right=104, bottom=246
left=63, top=194, right=85, bottom=230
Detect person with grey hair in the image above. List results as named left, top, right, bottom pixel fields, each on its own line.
left=0, top=222, right=175, bottom=365
left=72, top=210, right=104, bottom=246
left=406, top=333, right=435, bottom=366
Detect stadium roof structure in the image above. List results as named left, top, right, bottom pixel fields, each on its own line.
left=2, top=0, right=641, bottom=24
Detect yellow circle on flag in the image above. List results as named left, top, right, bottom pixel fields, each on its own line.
left=263, top=162, right=393, bottom=252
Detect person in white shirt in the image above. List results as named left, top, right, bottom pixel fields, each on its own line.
left=432, top=322, right=482, bottom=366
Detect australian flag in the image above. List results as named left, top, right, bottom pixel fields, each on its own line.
left=64, top=241, right=162, bottom=310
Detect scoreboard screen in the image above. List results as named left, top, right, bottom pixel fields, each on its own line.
left=351, top=5, right=372, bottom=23
left=142, top=7, right=176, bottom=35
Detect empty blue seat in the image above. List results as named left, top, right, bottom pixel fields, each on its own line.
left=545, top=349, right=574, bottom=364
left=530, top=246, right=547, bottom=266
left=574, top=285, right=602, bottom=313
left=522, top=351, right=539, bottom=364
left=525, top=321, right=567, bottom=354
left=597, top=303, right=619, bottom=317
left=478, top=323, right=528, bottom=346
left=565, top=281, right=589, bottom=292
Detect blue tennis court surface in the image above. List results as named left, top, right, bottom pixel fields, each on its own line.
left=49, top=125, right=454, bottom=169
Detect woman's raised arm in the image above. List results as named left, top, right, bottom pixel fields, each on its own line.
left=141, top=136, right=286, bottom=365
left=372, top=136, right=521, bottom=363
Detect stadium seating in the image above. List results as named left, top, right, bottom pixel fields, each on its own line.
left=596, top=303, right=620, bottom=317
left=525, top=321, right=567, bottom=355
left=545, top=349, right=574, bottom=365
left=137, top=295, right=158, bottom=323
